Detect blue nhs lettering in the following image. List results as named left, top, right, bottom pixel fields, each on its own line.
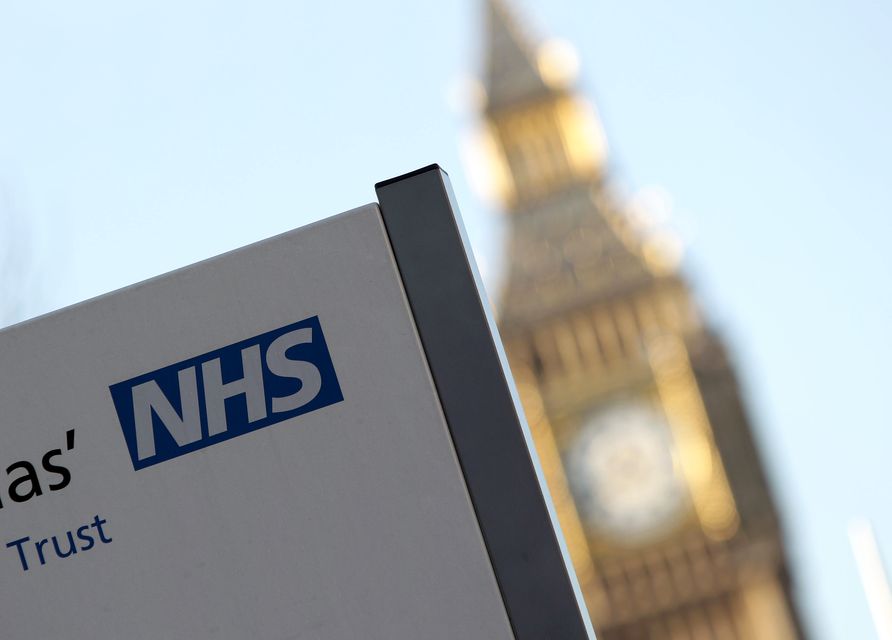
left=110, top=316, right=343, bottom=470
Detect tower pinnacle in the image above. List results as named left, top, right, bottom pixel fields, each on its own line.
left=483, top=0, right=554, bottom=111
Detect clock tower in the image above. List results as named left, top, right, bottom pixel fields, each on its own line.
left=480, top=1, right=807, bottom=637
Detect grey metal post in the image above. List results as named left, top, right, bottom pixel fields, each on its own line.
left=376, top=165, right=595, bottom=640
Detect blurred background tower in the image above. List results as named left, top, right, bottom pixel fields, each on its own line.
left=479, top=1, right=807, bottom=637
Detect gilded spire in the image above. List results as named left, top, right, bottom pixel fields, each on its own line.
left=483, top=0, right=554, bottom=111
left=480, top=1, right=661, bottom=324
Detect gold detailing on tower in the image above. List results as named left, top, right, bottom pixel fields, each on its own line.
left=647, top=334, right=739, bottom=540
left=740, top=575, right=801, bottom=638
left=481, top=0, right=606, bottom=208
left=486, top=95, right=605, bottom=205
left=482, top=1, right=804, bottom=636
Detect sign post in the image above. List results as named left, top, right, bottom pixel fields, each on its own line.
left=0, top=165, right=594, bottom=639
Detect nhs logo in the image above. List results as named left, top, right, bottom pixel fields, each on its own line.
left=110, top=316, right=343, bottom=470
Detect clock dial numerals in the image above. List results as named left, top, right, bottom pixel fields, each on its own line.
left=566, top=400, right=690, bottom=545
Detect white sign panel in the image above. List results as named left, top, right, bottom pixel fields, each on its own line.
left=0, top=204, right=516, bottom=639
left=0, top=166, right=594, bottom=640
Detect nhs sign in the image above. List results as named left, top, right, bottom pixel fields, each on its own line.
left=109, top=316, right=343, bottom=470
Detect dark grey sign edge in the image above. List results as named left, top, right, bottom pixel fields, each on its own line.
left=376, top=165, right=596, bottom=640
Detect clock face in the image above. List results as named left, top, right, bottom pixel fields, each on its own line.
left=565, top=400, right=689, bottom=544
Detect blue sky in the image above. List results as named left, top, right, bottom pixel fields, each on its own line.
left=2, top=1, right=891, bottom=638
